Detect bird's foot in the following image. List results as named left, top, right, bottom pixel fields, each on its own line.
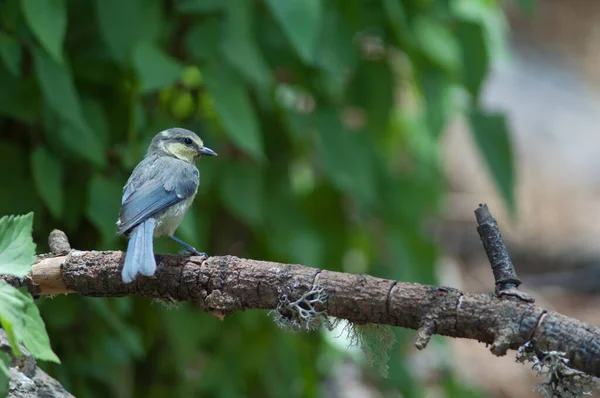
left=178, top=249, right=208, bottom=261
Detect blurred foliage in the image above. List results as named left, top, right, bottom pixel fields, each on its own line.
left=0, top=0, right=514, bottom=396
left=0, top=214, right=59, bottom=395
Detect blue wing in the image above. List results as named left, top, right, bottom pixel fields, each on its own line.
left=117, top=156, right=199, bottom=235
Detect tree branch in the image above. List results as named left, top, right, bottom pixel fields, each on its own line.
left=1, top=205, right=599, bottom=381
left=10, top=250, right=598, bottom=378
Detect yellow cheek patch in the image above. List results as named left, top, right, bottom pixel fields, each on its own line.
left=166, top=142, right=196, bottom=162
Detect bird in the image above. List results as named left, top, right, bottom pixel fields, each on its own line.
left=116, top=128, right=217, bottom=283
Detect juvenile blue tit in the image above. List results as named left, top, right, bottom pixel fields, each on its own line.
left=116, top=128, right=217, bottom=283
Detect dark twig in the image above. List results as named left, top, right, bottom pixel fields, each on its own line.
left=475, top=204, right=533, bottom=302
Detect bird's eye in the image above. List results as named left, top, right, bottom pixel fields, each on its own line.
left=184, top=138, right=193, bottom=145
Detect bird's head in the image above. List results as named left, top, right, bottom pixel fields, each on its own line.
left=148, top=128, right=217, bottom=163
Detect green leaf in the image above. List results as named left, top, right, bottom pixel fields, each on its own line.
left=55, top=123, right=106, bottom=168
left=176, top=0, right=224, bottom=13
left=205, top=64, right=264, bottom=159
left=0, top=144, right=40, bottom=216
left=0, top=282, right=60, bottom=363
left=347, top=59, right=394, bottom=137
left=316, top=9, right=357, bottom=97
left=265, top=0, right=322, bottom=64
left=31, top=147, right=64, bottom=219
left=94, top=0, right=161, bottom=64
left=0, top=65, right=38, bottom=123
left=412, top=17, right=460, bottom=73
left=0, top=213, right=35, bottom=278
left=381, top=0, right=410, bottom=46
left=314, top=109, right=376, bottom=205
left=457, top=21, right=488, bottom=99
left=418, top=68, right=454, bottom=139
left=33, top=48, right=106, bottom=167
left=133, top=42, right=183, bottom=93
left=20, top=295, right=60, bottom=362
left=222, top=1, right=271, bottom=88
left=82, top=99, right=110, bottom=147
left=469, top=109, right=515, bottom=215
left=0, top=33, right=21, bottom=76
left=20, top=0, right=66, bottom=62
left=451, top=0, right=509, bottom=63
left=0, top=283, right=21, bottom=356
left=220, top=162, right=263, bottom=226
left=0, top=351, right=9, bottom=397
left=33, top=48, right=83, bottom=129
left=86, top=175, right=122, bottom=245
left=185, top=19, right=222, bottom=61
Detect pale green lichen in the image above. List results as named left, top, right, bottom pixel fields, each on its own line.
left=516, top=341, right=597, bottom=397
left=345, top=322, right=395, bottom=378
left=271, top=282, right=335, bottom=332
left=271, top=283, right=395, bottom=378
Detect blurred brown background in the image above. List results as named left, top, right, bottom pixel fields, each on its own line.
left=440, top=2, right=600, bottom=396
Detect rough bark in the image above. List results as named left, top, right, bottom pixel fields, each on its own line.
left=1, top=202, right=599, bottom=397
left=7, top=251, right=598, bottom=378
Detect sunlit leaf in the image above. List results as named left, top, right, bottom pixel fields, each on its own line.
left=0, top=283, right=22, bottom=357
left=220, top=162, right=264, bottom=226
left=0, top=33, right=21, bottom=76
left=0, top=351, right=9, bottom=396
left=265, top=0, right=322, bottom=64
left=469, top=109, right=516, bottom=215
left=412, top=17, right=460, bottom=73
left=133, top=42, right=183, bottom=93
left=86, top=174, right=123, bottom=244
left=20, top=294, right=60, bottom=362
left=205, top=64, right=264, bottom=159
left=31, top=147, right=64, bottom=219
left=0, top=281, right=60, bottom=363
left=20, top=0, right=66, bottom=62
left=451, top=0, right=509, bottom=62
left=0, top=213, right=35, bottom=278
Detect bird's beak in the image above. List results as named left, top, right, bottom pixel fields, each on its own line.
left=200, top=146, right=217, bottom=156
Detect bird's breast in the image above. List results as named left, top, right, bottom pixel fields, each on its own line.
left=154, top=195, right=196, bottom=237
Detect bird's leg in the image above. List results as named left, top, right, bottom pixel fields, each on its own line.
left=170, top=236, right=208, bottom=260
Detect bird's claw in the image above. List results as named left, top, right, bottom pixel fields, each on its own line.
left=178, top=249, right=208, bottom=261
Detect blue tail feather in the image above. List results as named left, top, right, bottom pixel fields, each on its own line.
left=122, top=218, right=156, bottom=283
